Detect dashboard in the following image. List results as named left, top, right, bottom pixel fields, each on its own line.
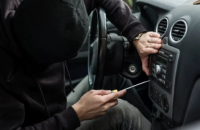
left=137, top=0, right=200, bottom=129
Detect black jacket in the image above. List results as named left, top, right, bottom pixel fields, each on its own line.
left=0, top=0, right=146, bottom=130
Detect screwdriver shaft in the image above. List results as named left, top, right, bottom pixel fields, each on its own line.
left=121, top=80, right=150, bottom=91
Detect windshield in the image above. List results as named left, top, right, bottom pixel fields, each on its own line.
left=153, top=0, right=189, bottom=6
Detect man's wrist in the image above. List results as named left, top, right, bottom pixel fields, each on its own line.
left=134, top=32, right=146, bottom=41
left=72, top=103, right=84, bottom=122
left=134, top=33, right=142, bottom=41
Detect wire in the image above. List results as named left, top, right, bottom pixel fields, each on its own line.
left=64, top=61, right=75, bottom=92
left=14, top=60, right=51, bottom=118
left=27, top=70, right=50, bottom=118
left=33, top=77, right=51, bottom=118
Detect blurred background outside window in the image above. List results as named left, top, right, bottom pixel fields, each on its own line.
left=124, top=0, right=133, bottom=8
left=123, top=0, right=139, bottom=13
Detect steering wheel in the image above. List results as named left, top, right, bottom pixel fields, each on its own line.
left=88, top=8, right=142, bottom=90
left=88, top=8, right=107, bottom=90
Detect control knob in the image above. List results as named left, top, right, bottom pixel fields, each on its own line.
left=154, top=65, right=162, bottom=75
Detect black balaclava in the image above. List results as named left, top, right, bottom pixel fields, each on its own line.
left=13, top=0, right=89, bottom=64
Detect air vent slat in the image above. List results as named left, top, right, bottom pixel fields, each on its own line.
left=158, top=27, right=166, bottom=30
left=171, top=33, right=183, bottom=38
left=160, top=21, right=167, bottom=24
left=159, top=23, right=166, bottom=26
left=173, top=26, right=186, bottom=30
left=172, top=36, right=182, bottom=41
left=156, top=18, right=168, bottom=37
left=158, top=28, right=166, bottom=31
left=171, top=20, right=187, bottom=42
left=175, top=23, right=185, bottom=27
left=158, top=30, right=165, bottom=33
left=172, top=30, right=185, bottom=34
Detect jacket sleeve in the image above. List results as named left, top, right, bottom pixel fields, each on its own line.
left=84, top=0, right=147, bottom=43
left=0, top=87, right=80, bottom=130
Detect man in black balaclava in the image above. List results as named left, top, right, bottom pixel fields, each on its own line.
left=0, top=0, right=161, bottom=130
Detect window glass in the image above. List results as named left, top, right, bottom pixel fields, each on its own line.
left=123, top=0, right=139, bottom=13
left=123, top=0, right=133, bottom=8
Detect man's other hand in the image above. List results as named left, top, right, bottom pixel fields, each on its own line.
left=133, top=32, right=162, bottom=76
left=72, top=90, right=126, bottom=121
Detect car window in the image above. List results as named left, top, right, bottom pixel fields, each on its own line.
left=123, top=0, right=189, bottom=13
left=123, top=0, right=133, bottom=8
left=123, top=0, right=139, bottom=13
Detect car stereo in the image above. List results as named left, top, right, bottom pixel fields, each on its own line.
left=148, top=37, right=180, bottom=121
left=150, top=49, right=174, bottom=93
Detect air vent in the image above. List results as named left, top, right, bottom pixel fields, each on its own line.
left=170, top=20, right=187, bottom=43
left=156, top=18, right=168, bottom=37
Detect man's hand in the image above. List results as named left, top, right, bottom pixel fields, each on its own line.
left=72, top=90, right=126, bottom=121
left=133, top=32, right=162, bottom=76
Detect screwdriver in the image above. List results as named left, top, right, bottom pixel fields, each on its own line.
left=112, top=80, right=150, bottom=93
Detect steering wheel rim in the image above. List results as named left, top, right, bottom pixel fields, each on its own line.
left=88, top=8, right=107, bottom=90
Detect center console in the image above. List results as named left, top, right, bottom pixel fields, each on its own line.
left=149, top=37, right=180, bottom=127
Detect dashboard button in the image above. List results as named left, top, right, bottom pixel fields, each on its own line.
left=152, top=73, right=157, bottom=78
left=168, top=54, right=174, bottom=62
left=162, top=74, right=166, bottom=79
left=155, top=65, right=162, bottom=75
left=158, top=78, right=162, bottom=83
left=159, top=50, right=165, bottom=55
left=161, top=80, right=165, bottom=85
left=162, top=69, right=166, bottom=74
left=161, top=79, right=165, bottom=85
left=158, top=78, right=166, bottom=85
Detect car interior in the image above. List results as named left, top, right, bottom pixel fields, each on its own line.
left=66, top=0, right=200, bottom=129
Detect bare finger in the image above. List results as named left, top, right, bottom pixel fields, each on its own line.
left=142, top=66, right=149, bottom=76
left=91, top=90, right=112, bottom=95
left=144, top=48, right=158, bottom=54
left=103, top=90, right=126, bottom=102
left=107, top=100, right=118, bottom=108
left=149, top=32, right=161, bottom=38
left=116, top=90, right=126, bottom=98
left=104, top=90, right=112, bottom=95
left=146, top=43, right=161, bottom=49
left=102, top=100, right=118, bottom=112
left=141, top=57, right=150, bottom=76
left=148, top=37, right=162, bottom=44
